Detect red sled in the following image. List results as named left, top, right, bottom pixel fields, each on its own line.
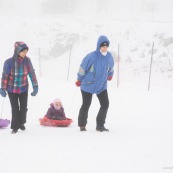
left=39, top=117, right=73, bottom=127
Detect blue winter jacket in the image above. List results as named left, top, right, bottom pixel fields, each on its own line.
left=77, top=35, right=114, bottom=94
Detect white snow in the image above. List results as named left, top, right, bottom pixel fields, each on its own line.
left=0, top=77, right=173, bottom=173
left=0, top=1, right=173, bottom=173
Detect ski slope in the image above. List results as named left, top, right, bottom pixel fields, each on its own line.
left=0, top=76, right=173, bottom=173
left=0, top=4, right=173, bottom=172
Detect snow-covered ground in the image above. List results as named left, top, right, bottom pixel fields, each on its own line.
left=0, top=77, right=173, bottom=173
left=0, top=6, right=173, bottom=173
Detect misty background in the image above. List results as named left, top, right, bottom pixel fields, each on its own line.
left=0, top=0, right=173, bottom=88
left=0, top=0, right=173, bottom=22
left=0, top=2, right=173, bottom=172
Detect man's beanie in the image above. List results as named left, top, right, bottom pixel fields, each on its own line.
left=100, top=41, right=109, bottom=47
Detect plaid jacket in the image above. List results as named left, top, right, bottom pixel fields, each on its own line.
left=1, top=42, right=38, bottom=94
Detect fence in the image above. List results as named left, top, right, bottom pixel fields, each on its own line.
left=35, top=38, right=173, bottom=90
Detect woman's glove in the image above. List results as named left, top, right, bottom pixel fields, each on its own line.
left=0, top=88, right=7, bottom=97
left=31, top=86, right=38, bottom=96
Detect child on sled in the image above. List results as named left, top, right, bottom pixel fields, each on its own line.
left=45, top=98, right=66, bottom=120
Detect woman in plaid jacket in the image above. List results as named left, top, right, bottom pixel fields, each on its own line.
left=0, top=42, right=38, bottom=134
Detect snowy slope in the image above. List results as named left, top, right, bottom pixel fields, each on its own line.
left=0, top=7, right=173, bottom=173
left=0, top=76, right=173, bottom=173
left=1, top=16, right=172, bottom=89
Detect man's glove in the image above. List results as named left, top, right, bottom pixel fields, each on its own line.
left=107, top=76, right=112, bottom=81
left=75, top=80, right=81, bottom=87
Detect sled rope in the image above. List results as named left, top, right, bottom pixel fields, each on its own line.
left=0, top=98, right=5, bottom=119
left=67, top=87, right=78, bottom=114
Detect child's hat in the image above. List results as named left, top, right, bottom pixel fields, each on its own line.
left=53, top=98, right=62, bottom=110
left=53, top=98, right=61, bottom=103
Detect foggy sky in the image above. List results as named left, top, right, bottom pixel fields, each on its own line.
left=0, top=0, right=173, bottom=22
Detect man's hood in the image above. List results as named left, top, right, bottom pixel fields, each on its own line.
left=96, top=35, right=110, bottom=52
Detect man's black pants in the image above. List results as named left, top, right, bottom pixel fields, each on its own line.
left=78, top=89, right=109, bottom=127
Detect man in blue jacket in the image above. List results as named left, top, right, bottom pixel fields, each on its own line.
left=75, top=35, right=114, bottom=132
